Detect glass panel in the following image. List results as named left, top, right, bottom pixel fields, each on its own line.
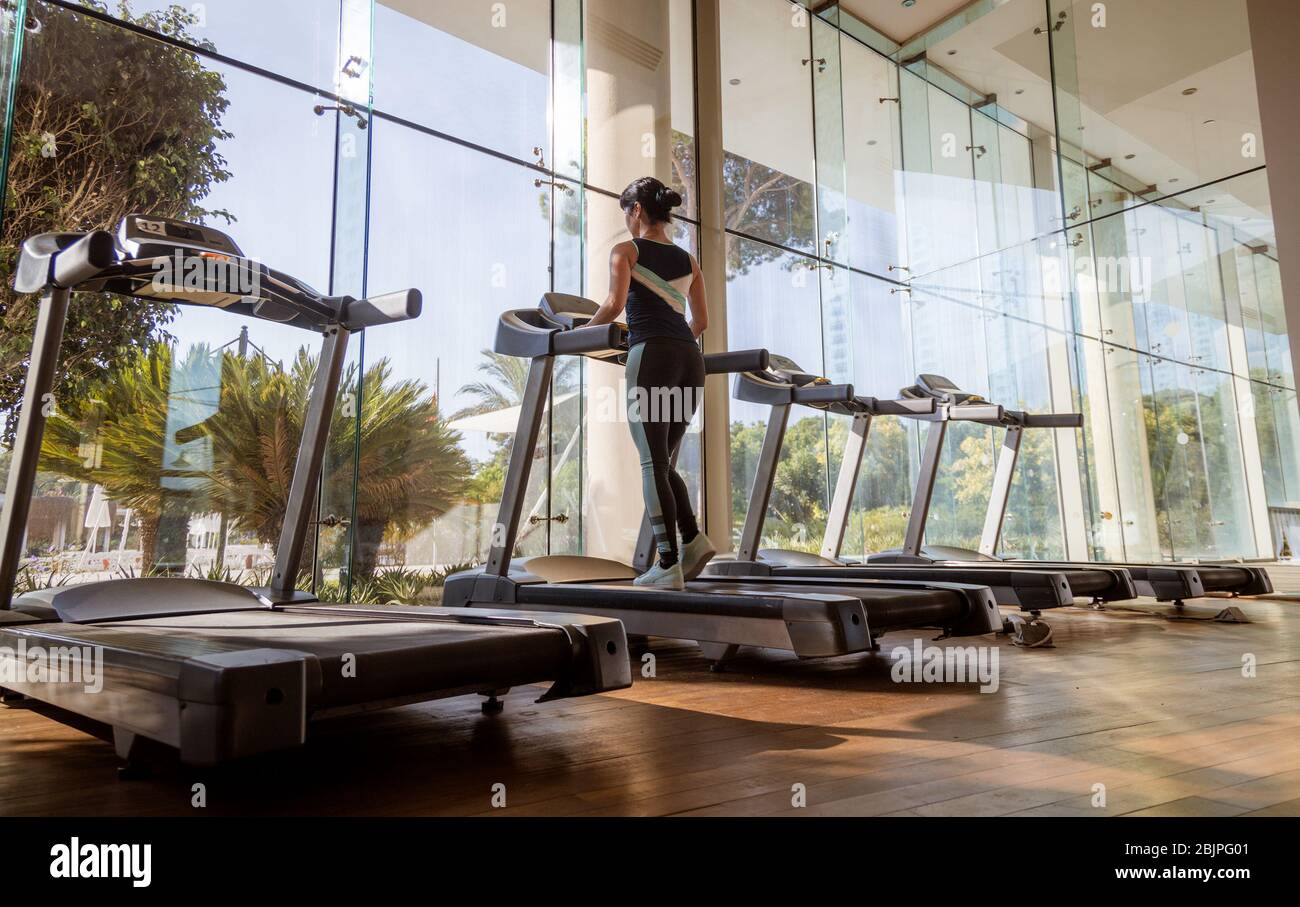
left=726, top=235, right=825, bottom=552
left=1049, top=0, right=1262, bottom=222
left=905, top=289, right=990, bottom=550
left=986, top=318, right=1066, bottom=559
left=1255, top=252, right=1292, bottom=387
left=1269, top=386, right=1300, bottom=505
left=85, top=0, right=344, bottom=88
left=585, top=0, right=696, bottom=213
left=4, top=9, right=339, bottom=589
left=0, top=0, right=25, bottom=217
left=1142, top=206, right=1193, bottom=364
left=839, top=272, right=915, bottom=558
left=812, top=16, right=845, bottom=265
left=903, top=85, right=979, bottom=278
left=364, top=119, right=552, bottom=574
left=1177, top=213, right=1232, bottom=374
left=1089, top=212, right=1141, bottom=347
left=553, top=0, right=584, bottom=182
left=840, top=37, right=901, bottom=277
left=1145, top=358, right=1211, bottom=560
left=1101, top=344, right=1162, bottom=561
left=720, top=0, right=817, bottom=254
left=1071, top=336, right=1125, bottom=560
left=321, top=0, right=372, bottom=595
left=1191, top=366, right=1256, bottom=556
left=373, top=0, right=550, bottom=162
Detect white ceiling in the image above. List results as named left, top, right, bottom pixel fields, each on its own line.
left=921, top=0, right=1269, bottom=225
left=839, top=0, right=977, bottom=43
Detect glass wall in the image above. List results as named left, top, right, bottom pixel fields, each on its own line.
left=717, top=0, right=1296, bottom=562
left=0, top=0, right=698, bottom=601
left=1, top=0, right=1297, bottom=599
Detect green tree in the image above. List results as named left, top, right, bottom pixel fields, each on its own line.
left=40, top=342, right=214, bottom=569
left=1, top=1, right=232, bottom=442
left=201, top=350, right=471, bottom=579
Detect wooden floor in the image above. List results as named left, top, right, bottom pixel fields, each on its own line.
left=3, top=571, right=1300, bottom=817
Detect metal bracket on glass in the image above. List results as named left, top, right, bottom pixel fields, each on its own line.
left=1033, top=11, right=1067, bottom=34
left=313, top=102, right=368, bottom=129
left=879, top=97, right=899, bottom=104
left=315, top=514, right=351, bottom=530
left=341, top=55, right=368, bottom=79
left=528, top=514, right=569, bottom=525
left=802, top=57, right=828, bottom=73
left=534, top=178, right=574, bottom=193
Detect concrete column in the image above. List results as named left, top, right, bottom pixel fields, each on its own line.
left=694, top=0, right=732, bottom=547
left=1247, top=0, right=1300, bottom=397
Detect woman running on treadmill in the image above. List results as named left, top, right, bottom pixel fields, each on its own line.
left=585, top=177, right=715, bottom=589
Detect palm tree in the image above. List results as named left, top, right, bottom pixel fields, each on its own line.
left=454, top=348, right=582, bottom=420
left=453, top=350, right=534, bottom=421
left=201, top=348, right=470, bottom=579
left=41, top=343, right=214, bottom=569
left=39, top=343, right=470, bottom=582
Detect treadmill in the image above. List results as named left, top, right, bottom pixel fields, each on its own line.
left=703, top=357, right=1139, bottom=643
left=869, top=374, right=1272, bottom=621
left=442, top=294, right=1004, bottom=669
left=0, top=215, right=630, bottom=771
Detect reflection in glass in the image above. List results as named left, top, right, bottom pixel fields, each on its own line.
left=374, top=0, right=550, bottom=162
left=585, top=0, right=696, bottom=214
left=720, top=0, right=816, bottom=254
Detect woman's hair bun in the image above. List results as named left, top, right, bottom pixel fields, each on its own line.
left=656, top=186, right=683, bottom=209
left=620, top=176, right=682, bottom=224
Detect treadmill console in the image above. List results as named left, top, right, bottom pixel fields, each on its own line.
left=913, top=374, right=985, bottom=405
left=102, top=215, right=260, bottom=310
left=118, top=214, right=243, bottom=258
left=540, top=292, right=598, bottom=329
left=767, top=354, right=829, bottom=388
left=916, top=374, right=961, bottom=396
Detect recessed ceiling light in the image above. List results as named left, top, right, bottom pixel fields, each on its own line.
left=1124, top=153, right=1136, bottom=160
left=1203, top=118, right=1216, bottom=125
left=867, top=139, right=878, bottom=145
left=902, top=0, right=916, bottom=7
left=1014, top=88, right=1024, bottom=95
left=1182, top=87, right=1198, bottom=95
left=1206, top=199, right=1216, bottom=204
left=1169, top=178, right=1180, bottom=183
left=729, top=78, right=741, bottom=85
left=947, top=49, right=957, bottom=55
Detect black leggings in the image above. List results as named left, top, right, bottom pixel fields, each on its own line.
left=625, top=337, right=705, bottom=566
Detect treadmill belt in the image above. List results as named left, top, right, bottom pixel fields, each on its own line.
left=8, top=612, right=575, bottom=708
left=690, top=580, right=965, bottom=630
left=520, top=578, right=966, bottom=630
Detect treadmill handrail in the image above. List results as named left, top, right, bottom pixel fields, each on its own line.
left=1013, top=411, right=1084, bottom=429
left=793, top=382, right=855, bottom=405
left=704, top=348, right=769, bottom=375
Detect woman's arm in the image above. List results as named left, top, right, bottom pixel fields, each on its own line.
left=586, top=241, right=636, bottom=326
left=687, top=255, right=709, bottom=339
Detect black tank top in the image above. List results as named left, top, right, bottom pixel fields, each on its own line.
left=626, top=238, right=696, bottom=348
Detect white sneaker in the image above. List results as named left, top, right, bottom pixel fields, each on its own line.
left=680, top=533, right=717, bottom=580
left=633, top=561, right=685, bottom=591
